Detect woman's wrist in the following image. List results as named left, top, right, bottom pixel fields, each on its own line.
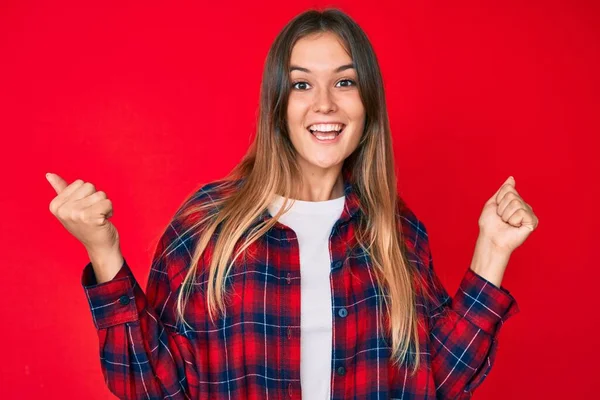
left=86, top=247, right=124, bottom=284
left=469, top=235, right=511, bottom=287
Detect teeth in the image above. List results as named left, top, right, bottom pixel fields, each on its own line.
left=313, top=131, right=338, bottom=140
left=308, top=123, right=344, bottom=132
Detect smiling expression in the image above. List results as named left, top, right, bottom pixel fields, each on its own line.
left=286, top=31, right=366, bottom=173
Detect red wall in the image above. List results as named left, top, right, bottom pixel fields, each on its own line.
left=1, top=0, right=597, bottom=398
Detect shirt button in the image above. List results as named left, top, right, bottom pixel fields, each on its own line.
left=286, top=273, right=291, bottom=284
left=118, top=295, right=130, bottom=305
left=287, top=327, right=292, bottom=339
left=338, top=308, right=348, bottom=318
left=334, top=261, right=342, bottom=269
left=336, top=366, right=346, bottom=376
left=288, top=382, right=293, bottom=397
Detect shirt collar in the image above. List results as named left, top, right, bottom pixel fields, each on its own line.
left=251, top=167, right=361, bottom=230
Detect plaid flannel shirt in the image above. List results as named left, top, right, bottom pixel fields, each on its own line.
left=82, top=172, right=519, bottom=399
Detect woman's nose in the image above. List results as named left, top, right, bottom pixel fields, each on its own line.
left=313, top=89, right=337, bottom=113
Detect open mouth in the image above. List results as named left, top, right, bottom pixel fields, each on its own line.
left=307, top=125, right=346, bottom=139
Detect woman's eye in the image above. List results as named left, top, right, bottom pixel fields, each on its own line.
left=291, top=79, right=356, bottom=90
left=292, top=81, right=310, bottom=90
left=336, top=79, right=356, bottom=87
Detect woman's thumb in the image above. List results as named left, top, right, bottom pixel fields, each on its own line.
left=46, top=172, right=68, bottom=194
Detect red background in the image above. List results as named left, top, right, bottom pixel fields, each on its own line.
left=1, top=0, right=598, bottom=398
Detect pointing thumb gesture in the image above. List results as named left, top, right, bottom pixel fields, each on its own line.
left=46, top=172, right=122, bottom=283
left=46, top=172, right=68, bottom=194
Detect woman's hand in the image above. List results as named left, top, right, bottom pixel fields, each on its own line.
left=46, top=172, right=123, bottom=283
left=478, top=176, right=539, bottom=254
left=470, top=176, right=539, bottom=286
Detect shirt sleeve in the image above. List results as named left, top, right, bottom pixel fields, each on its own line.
left=417, top=222, right=520, bottom=400
left=81, top=220, right=201, bottom=399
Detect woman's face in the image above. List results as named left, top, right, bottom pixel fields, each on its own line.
left=286, top=31, right=366, bottom=175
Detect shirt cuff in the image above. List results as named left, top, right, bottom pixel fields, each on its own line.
left=81, top=258, right=140, bottom=330
left=452, top=267, right=520, bottom=336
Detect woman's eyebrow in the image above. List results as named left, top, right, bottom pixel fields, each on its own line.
left=289, top=63, right=355, bottom=73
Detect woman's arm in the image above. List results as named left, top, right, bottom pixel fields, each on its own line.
left=81, top=221, right=200, bottom=399
left=417, top=222, right=520, bottom=399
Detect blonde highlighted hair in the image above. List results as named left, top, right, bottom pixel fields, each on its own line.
left=174, top=8, right=427, bottom=374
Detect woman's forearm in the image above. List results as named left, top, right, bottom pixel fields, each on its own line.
left=469, top=235, right=511, bottom=287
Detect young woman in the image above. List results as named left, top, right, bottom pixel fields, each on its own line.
left=47, top=8, right=538, bottom=400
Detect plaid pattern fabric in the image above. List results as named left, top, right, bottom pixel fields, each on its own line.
left=82, top=171, right=519, bottom=399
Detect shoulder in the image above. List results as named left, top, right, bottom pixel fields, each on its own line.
left=153, top=178, right=242, bottom=287
left=161, top=178, right=237, bottom=243
left=396, top=200, right=431, bottom=265
left=395, top=201, right=447, bottom=307
left=175, top=178, right=241, bottom=216
left=168, top=177, right=244, bottom=239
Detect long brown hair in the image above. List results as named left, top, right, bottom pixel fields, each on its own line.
left=174, top=8, right=424, bottom=374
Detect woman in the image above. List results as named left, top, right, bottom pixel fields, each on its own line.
left=46, top=8, right=538, bottom=400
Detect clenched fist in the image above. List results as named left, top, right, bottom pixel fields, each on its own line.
left=46, top=172, right=124, bottom=283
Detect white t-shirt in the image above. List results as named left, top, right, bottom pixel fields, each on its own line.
left=268, top=193, right=345, bottom=399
